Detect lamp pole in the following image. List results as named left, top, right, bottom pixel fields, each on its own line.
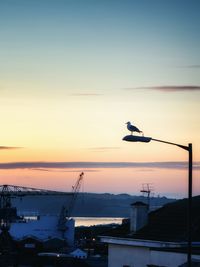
left=123, top=135, right=192, bottom=267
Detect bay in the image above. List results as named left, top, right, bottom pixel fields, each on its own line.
left=74, top=217, right=123, bottom=227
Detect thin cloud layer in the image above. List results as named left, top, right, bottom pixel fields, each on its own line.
left=140, top=86, right=200, bottom=92
left=31, top=168, right=99, bottom=173
left=0, top=146, right=22, bottom=150
left=89, top=147, right=121, bottom=152
left=70, top=93, right=102, bottom=96
left=125, top=86, right=200, bottom=92
left=182, top=65, right=200, bottom=69
left=0, top=161, right=199, bottom=170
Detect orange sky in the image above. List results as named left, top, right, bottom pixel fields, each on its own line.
left=0, top=1, right=200, bottom=198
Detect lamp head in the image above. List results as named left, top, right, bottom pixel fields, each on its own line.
left=123, top=135, right=151, bottom=143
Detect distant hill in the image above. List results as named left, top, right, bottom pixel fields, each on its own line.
left=12, top=193, right=176, bottom=217
left=104, top=195, right=200, bottom=242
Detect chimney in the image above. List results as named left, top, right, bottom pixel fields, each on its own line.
left=130, top=201, right=148, bottom=233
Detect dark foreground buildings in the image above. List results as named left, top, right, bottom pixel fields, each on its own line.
left=101, top=196, right=200, bottom=267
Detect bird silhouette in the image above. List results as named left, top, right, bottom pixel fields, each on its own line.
left=126, top=121, right=143, bottom=135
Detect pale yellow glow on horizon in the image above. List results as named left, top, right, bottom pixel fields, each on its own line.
left=0, top=167, right=199, bottom=199
left=1, top=89, right=200, bottom=174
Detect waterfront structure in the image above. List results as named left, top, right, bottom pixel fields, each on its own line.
left=0, top=174, right=84, bottom=252
left=9, top=214, right=75, bottom=248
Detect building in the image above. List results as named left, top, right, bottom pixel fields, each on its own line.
left=0, top=214, right=75, bottom=253
left=101, top=197, right=200, bottom=267
left=10, top=214, right=74, bottom=246
left=70, top=248, right=88, bottom=259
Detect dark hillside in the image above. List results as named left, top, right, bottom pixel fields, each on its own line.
left=12, top=193, right=175, bottom=217
left=104, top=195, right=200, bottom=242
left=134, top=195, right=200, bottom=241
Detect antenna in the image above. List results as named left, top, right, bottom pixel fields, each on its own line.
left=140, top=183, right=154, bottom=208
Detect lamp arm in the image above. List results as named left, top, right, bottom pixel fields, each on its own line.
left=151, top=138, right=189, bottom=151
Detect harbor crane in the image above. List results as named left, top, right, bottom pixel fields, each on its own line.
left=0, top=172, right=84, bottom=232
left=0, top=184, right=72, bottom=231
left=68, top=171, right=84, bottom=218
left=58, top=172, right=84, bottom=232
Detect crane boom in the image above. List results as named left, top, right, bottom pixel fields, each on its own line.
left=0, top=184, right=73, bottom=210
left=0, top=184, right=73, bottom=232
left=57, top=172, right=84, bottom=232
left=67, top=172, right=84, bottom=218
left=0, top=184, right=73, bottom=195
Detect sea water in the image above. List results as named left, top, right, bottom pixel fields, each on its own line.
left=74, top=217, right=123, bottom=227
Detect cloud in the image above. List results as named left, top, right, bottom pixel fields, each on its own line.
left=181, top=65, right=200, bottom=69
left=89, top=147, right=121, bottom=152
left=70, top=93, right=102, bottom=96
left=0, top=146, right=22, bottom=150
left=148, top=86, right=200, bottom=92
left=31, top=168, right=56, bottom=172
left=31, top=168, right=99, bottom=173
left=125, top=86, right=200, bottom=92
left=137, top=168, right=155, bottom=172
left=0, top=161, right=199, bottom=170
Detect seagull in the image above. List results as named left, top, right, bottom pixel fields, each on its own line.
left=126, top=121, right=143, bottom=135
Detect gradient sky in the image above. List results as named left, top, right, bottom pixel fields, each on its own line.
left=0, top=0, right=200, bottom=198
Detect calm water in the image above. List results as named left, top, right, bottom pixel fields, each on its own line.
left=74, top=217, right=123, bottom=227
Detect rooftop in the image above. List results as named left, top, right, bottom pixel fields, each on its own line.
left=102, top=196, right=200, bottom=243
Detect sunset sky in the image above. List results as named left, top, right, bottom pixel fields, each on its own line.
left=0, top=0, right=200, bottom=198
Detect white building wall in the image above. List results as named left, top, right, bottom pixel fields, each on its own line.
left=109, top=244, right=150, bottom=267
left=151, top=250, right=187, bottom=267
left=151, top=250, right=200, bottom=266
left=108, top=244, right=200, bottom=267
left=10, top=215, right=75, bottom=246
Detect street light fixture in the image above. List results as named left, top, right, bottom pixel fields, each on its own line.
left=123, top=134, right=192, bottom=267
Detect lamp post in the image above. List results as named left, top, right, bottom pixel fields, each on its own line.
left=123, top=134, right=192, bottom=267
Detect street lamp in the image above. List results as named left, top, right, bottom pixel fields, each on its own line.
left=123, top=134, right=192, bottom=267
